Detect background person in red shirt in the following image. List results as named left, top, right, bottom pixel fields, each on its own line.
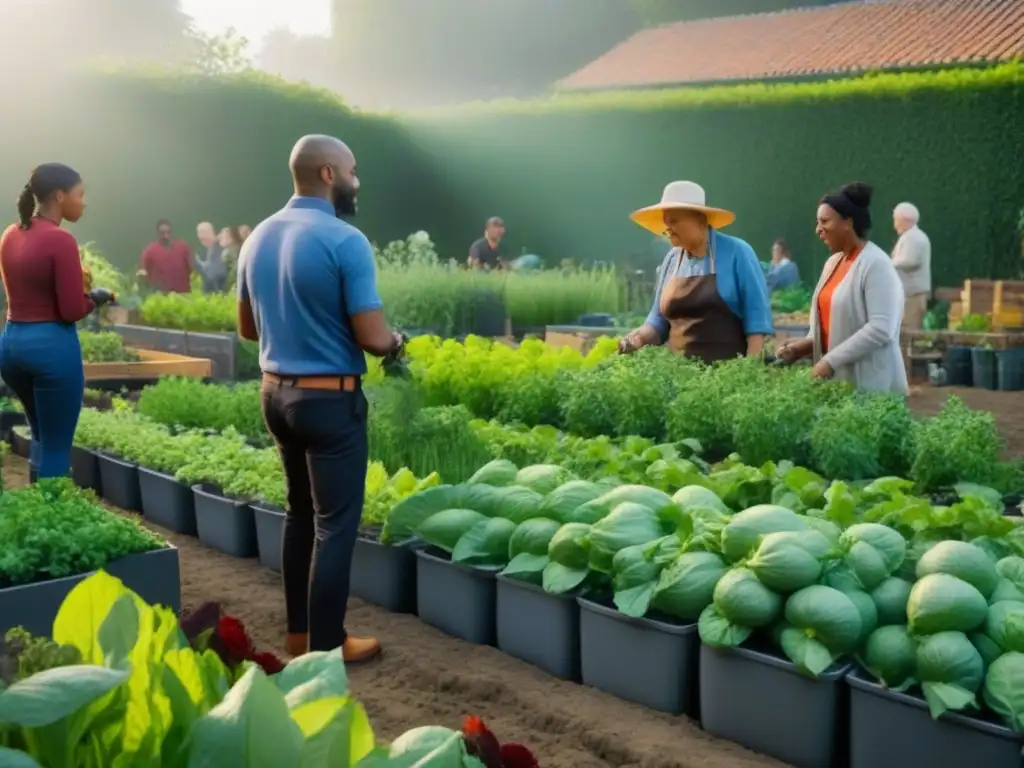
left=138, top=219, right=192, bottom=293
left=0, top=163, right=115, bottom=480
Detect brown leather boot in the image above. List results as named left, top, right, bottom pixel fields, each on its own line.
left=342, top=636, right=382, bottom=663
left=284, top=633, right=308, bottom=657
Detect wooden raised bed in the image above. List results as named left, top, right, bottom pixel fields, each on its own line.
left=83, top=348, right=211, bottom=381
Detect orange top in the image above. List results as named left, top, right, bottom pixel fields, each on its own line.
left=817, top=246, right=863, bottom=352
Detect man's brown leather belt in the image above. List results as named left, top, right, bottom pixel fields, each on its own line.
left=262, top=373, right=359, bottom=392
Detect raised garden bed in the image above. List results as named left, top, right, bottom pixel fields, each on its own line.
left=700, top=644, right=851, bottom=768
left=111, top=324, right=235, bottom=380
left=192, top=483, right=257, bottom=558
left=139, top=467, right=197, bottom=535
left=96, top=452, right=142, bottom=512
left=578, top=596, right=698, bottom=716
left=415, top=548, right=497, bottom=645
left=84, top=348, right=211, bottom=382
left=0, top=546, right=181, bottom=637
left=496, top=574, right=580, bottom=681
left=847, top=668, right=1024, bottom=768
left=10, top=425, right=30, bottom=459
left=351, top=528, right=420, bottom=614
left=252, top=501, right=285, bottom=572
left=0, top=409, right=25, bottom=442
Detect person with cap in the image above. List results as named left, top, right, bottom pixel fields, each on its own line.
left=468, top=216, right=506, bottom=270
left=618, top=181, right=773, bottom=363
left=236, top=134, right=404, bottom=663
left=777, top=182, right=908, bottom=394
left=0, top=163, right=115, bottom=481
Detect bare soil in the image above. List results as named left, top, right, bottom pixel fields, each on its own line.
left=5, top=386, right=1020, bottom=767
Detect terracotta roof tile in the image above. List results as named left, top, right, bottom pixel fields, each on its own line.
left=557, top=0, right=1024, bottom=91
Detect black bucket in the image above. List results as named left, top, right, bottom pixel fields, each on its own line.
left=971, top=347, right=998, bottom=391
left=945, top=346, right=973, bottom=387
left=997, top=348, right=1024, bottom=392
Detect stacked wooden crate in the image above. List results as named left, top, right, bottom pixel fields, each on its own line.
left=960, top=279, right=1024, bottom=330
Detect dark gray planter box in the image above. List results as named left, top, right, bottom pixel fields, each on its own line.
left=11, top=428, right=30, bottom=459
left=139, top=467, right=196, bottom=535
left=847, top=668, right=1024, bottom=768
left=184, top=331, right=236, bottom=380
left=252, top=501, right=285, bottom=572
left=97, top=453, right=142, bottom=512
left=578, top=596, right=699, bottom=716
left=415, top=548, right=497, bottom=645
left=0, top=545, right=181, bottom=637
left=70, top=446, right=101, bottom=493
left=351, top=534, right=420, bottom=613
left=112, top=324, right=184, bottom=353
left=700, top=644, right=851, bottom=768
left=192, top=484, right=256, bottom=558
left=497, top=574, right=580, bottom=680
left=0, top=410, right=25, bottom=442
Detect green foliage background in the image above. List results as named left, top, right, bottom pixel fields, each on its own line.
left=0, top=63, right=1020, bottom=287
left=403, top=64, right=1024, bottom=284
left=0, top=69, right=435, bottom=269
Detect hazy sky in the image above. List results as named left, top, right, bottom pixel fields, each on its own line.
left=181, top=0, right=332, bottom=44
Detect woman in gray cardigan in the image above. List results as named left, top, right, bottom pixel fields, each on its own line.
left=778, top=182, right=909, bottom=395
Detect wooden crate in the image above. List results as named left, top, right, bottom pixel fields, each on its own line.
left=961, top=279, right=1024, bottom=330
left=83, top=348, right=212, bottom=381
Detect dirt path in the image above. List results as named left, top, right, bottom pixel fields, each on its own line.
left=5, top=457, right=783, bottom=768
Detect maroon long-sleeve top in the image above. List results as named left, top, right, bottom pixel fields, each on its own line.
left=0, top=218, right=94, bottom=323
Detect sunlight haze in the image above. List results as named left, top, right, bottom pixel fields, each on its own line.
left=181, top=0, right=331, bottom=44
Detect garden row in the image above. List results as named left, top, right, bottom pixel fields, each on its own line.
left=17, top=403, right=1024, bottom=768
left=131, top=336, right=1024, bottom=496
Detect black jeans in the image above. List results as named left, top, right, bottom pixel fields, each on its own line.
left=260, top=381, right=368, bottom=651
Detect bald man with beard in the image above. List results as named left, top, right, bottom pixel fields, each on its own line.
left=236, top=134, right=403, bottom=663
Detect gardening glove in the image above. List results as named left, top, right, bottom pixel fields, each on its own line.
left=88, top=288, right=116, bottom=307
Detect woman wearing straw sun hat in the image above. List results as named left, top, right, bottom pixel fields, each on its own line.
left=619, top=181, right=773, bottom=363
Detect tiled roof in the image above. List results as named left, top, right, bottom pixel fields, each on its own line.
left=556, top=0, right=1024, bottom=91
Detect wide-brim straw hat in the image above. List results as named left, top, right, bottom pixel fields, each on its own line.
left=630, top=181, right=736, bottom=234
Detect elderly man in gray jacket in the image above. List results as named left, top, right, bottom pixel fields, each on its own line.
left=891, top=202, right=932, bottom=329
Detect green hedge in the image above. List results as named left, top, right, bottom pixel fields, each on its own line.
left=0, top=69, right=437, bottom=274
left=404, top=63, right=1024, bottom=285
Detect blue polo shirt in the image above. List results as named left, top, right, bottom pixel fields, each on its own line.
left=645, top=229, right=774, bottom=340
left=237, top=197, right=382, bottom=375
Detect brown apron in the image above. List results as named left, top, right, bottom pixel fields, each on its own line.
left=660, top=235, right=748, bottom=364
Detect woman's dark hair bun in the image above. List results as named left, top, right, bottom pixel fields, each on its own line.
left=841, top=182, right=873, bottom=209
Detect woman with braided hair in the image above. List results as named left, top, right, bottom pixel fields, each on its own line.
left=0, top=163, right=116, bottom=480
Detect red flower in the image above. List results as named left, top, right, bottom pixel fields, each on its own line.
left=462, top=716, right=537, bottom=768
left=217, top=616, right=254, bottom=661
left=251, top=651, right=286, bottom=675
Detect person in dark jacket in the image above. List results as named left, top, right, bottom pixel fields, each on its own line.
left=0, top=164, right=114, bottom=480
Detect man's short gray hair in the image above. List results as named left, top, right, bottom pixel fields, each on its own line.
left=894, top=202, right=920, bottom=224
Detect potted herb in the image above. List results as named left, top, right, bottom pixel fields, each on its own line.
left=0, top=480, right=178, bottom=636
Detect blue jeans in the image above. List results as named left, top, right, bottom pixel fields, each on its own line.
left=0, top=322, right=85, bottom=478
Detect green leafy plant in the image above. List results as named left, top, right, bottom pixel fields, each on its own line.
left=77, top=331, right=140, bottom=363
left=0, top=479, right=164, bottom=589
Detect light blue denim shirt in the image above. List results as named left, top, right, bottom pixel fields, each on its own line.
left=645, top=229, right=774, bottom=340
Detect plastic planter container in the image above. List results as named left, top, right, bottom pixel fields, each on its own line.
left=10, top=427, right=30, bottom=459
left=0, top=546, right=181, bottom=637
left=944, top=346, right=973, bottom=387
left=415, top=548, right=497, bottom=645
left=351, top=534, right=420, bottom=614
left=997, top=348, right=1024, bottom=391
left=70, top=446, right=101, bottom=493
left=971, top=347, right=998, bottom=390
left=252, top=501, right=285, bottom=572
left=138, top=467, right=197, bottom=535
left=578, top=596, right=699, bottom=716
left=700, top=644, right=851, bottom=768
left=97, top=453, right=142, bottom=512
left=496, top=574, right=580, bottom=680
left=847, top=668, right=1024, bottom=768
left=192, top=484, right=257, bottom=558
left=0, top=410, right=25, bottom=442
